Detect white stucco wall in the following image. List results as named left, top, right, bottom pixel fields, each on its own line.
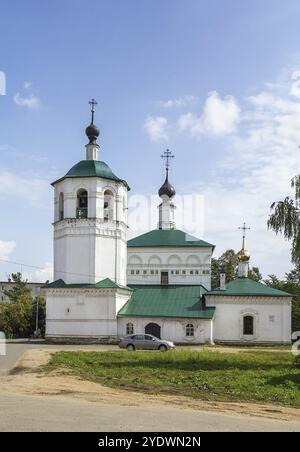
left=117, top=316, right=213, bottom=344
left=205, top=295, right=292, bottom=344
left=46, top=288, right=130, bottom=340
left=53, top=177, right=128, bottom=286
left=127, top=246, right=212, bottom=290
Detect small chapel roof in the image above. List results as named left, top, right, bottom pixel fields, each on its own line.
left=118, top=285, right=215, bottom=319
left=206, top=277, right=291, bottom=298
left=51, top=159, right=130, bottom=189
left=127, top=229, right=215, bottom=249
left=43, top=277, right=132, bottom=291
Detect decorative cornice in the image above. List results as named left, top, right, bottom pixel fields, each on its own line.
left=205, top=295, right=292, bottom=305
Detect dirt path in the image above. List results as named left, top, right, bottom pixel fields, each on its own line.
left=0, top=348, right=299, bottom=424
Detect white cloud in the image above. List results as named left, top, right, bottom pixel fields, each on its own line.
left=0, top=240, right=16, bottom=260
left=178, top=91, right=241, bottom=137
left=14, top=82, right=40, bottom=109
left=143, top=116, right=169, bottom=142
left=290, top=71, right=300, bottom=98
left=23, top=81, right=32, bottom=90
left=14, top=92, right=40, bottom=109
left=156, top=95, right=197, bottom=109
left=23, top=262, right=53, bottom=283
left=0, top=168, right=50, bottom=208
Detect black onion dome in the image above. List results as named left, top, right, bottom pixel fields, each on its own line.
left=158, top=175, right=176, bottom=198
left=85, top=123, right=100, bottom=144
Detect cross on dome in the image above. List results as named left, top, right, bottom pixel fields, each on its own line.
left=238, top=222, right=251, bottom=262
left=158, top=149, right=176, bottom=199
left=85, top=99, right=100, bottom=145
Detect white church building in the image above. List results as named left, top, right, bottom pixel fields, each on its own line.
left=45, top=102, right=292, bottom=345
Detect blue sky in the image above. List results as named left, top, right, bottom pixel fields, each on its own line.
left=1, top=0, right=300, bottom=281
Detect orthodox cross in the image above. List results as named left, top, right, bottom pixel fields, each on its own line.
left=89, top=98, right=98, bottom=124
left=161, top=149, right=174, bottom=175
left=238, top=222, right=250, bottom=248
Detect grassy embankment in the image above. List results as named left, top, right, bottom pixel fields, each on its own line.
left=44, top=349, right=300, bottom=407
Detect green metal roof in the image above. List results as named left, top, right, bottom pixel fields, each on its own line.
left=118, top=285, right=215, bottom=319
left=206, top=277, right=291, bottom=298
left=52, top=160, right=130, bottom=189
left=44, top=278, right=132, bottom=291
left=127, top=229, right=215, bottom=249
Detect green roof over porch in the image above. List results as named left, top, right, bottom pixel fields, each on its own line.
left=118, top=285, right=215, bottom=319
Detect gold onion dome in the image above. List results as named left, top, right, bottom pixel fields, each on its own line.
left=238, top=248, right=250, bottom=262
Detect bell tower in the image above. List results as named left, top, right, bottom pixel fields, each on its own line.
left=52, top=100, right=129, bottom=286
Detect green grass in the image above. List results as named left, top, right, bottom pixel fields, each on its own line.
left=44, top=350, right=300, bottom=407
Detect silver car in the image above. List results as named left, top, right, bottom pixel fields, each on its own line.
left=118, top=334, right=175, bottom=351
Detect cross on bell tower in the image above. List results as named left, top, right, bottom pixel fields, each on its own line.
left=85, top=99, right=100, bottom=159
left=89, top=98, right=98, bottom=125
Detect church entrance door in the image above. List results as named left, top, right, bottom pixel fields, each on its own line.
left=145, top=323, right=161, bottom=339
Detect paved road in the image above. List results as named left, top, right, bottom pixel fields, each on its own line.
left=0, top=393, right=299, bottom=432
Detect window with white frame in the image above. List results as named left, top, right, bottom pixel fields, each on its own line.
left=126, top=323, right=134, bottom=335
left=186, top=323, right=194, bottom=337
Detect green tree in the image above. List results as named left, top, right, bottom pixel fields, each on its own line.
left=268, top=176, right=300, bottom=264
left=248, top=266, right=263, bottom=282
left=265, top=268, right=300, bottom=332
left=211, top=249, right=238, bottom=289
left=0, top=295, right=32, bottom=337
left=4, top=272, right=32, bottom=303
left=0, top=273, right=46, bottom=338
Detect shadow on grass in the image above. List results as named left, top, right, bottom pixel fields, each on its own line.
left=267, top=373, right=300, bottom=390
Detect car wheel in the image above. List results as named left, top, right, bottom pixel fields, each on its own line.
left=159, top=345, right=167, bottom=352
left=126, top=344, right=135, bottom=351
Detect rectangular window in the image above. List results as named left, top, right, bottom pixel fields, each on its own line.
left=150, top=270, right=154, bottom=275
left=182, top=270, right=186, bottom=275
left=175, top=270, right=179, bottom=275
left=130, top=270, right=134, bottom=275
left=243, top=316, right=254, bottom=335
left=161, top=272, right=169, bottom=285
left=195, top=270, right=199, bottom=275
left=143, top=270, right=147, bottom=275
left=136, top=270, right=140, bottom=275
left=190, top=270, right=194, bottom=275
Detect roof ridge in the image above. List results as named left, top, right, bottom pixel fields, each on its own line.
left=207, top=276, right=292, bottom=297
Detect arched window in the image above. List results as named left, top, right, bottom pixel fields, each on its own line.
left=104, top=189, right=114, bottom=221
left=59, top=192, right=64, bottom=220
left=243, top=316, right=254, bottom=335
left=126, top=323, right=134, bottom=335
left=186, top=324, right=194, bottom=337
left=77, top=189, right=88, bottom=219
